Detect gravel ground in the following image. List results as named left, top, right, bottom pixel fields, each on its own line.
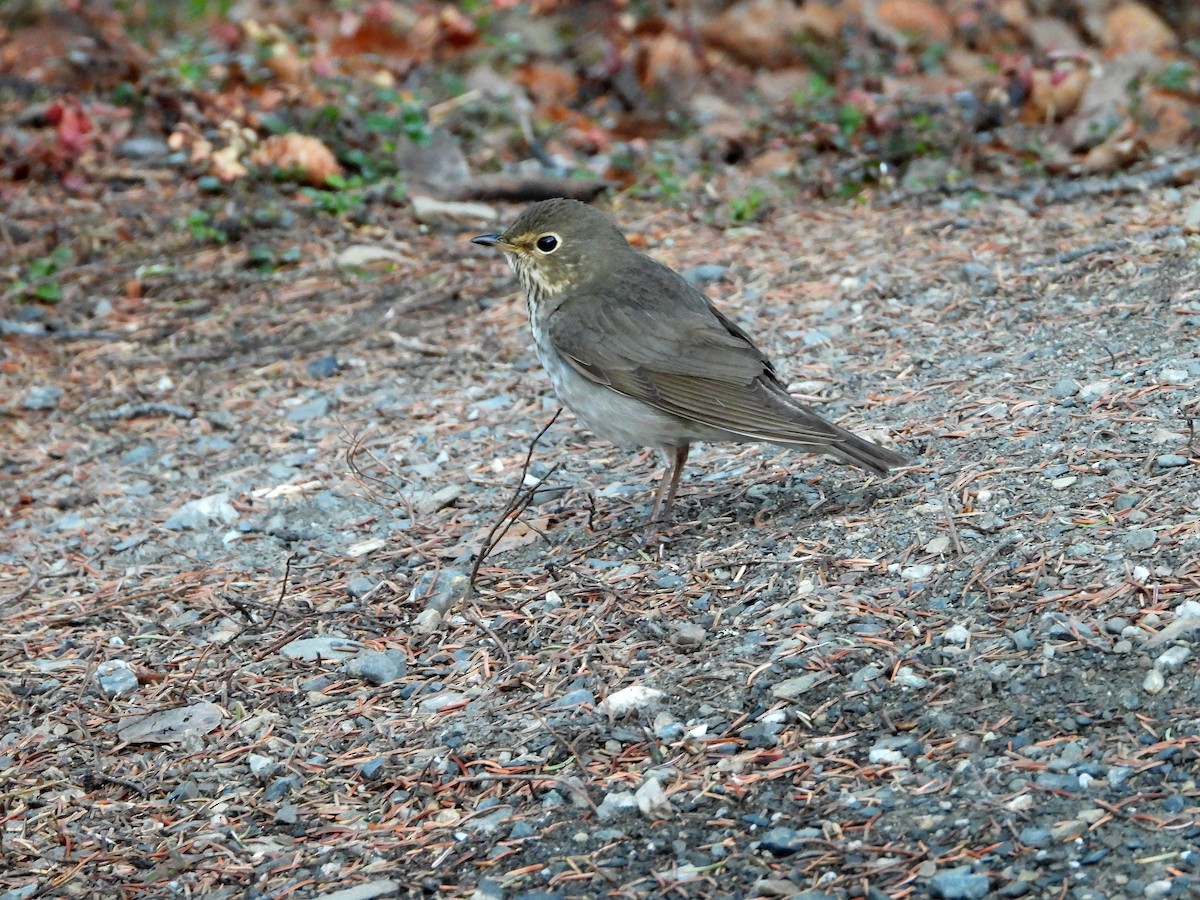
left=3, top=180, right=1200, bottom=899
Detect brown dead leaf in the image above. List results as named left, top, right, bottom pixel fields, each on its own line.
left=702, top=0, right=810, bottom=68
left=1022, top=65, right=1091, bottom=124
left=1103, top=2, right=1175, bottom=56
left=874, top=0, right=955, bottom=48
left=1080, top=119, right=1145, bottom=172
left=211, top=145, right=248, bottom=182
left=799, top=2, right=845, bottom=42
left=514, top=63, right=581, bottom=109
left=1141, top=89, right=1199, bottom=150
left=250, top=133, right=341, bottom=186
left=639, top=31, right=703, bottom=95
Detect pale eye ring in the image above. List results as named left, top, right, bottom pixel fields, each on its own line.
left=535, top=233, right=560, bottom=253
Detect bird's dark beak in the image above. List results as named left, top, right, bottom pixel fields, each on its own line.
left=472, top=233, right=509, bottom=248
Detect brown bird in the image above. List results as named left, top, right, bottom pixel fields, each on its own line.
left=473, top=199, right=905, bottom=523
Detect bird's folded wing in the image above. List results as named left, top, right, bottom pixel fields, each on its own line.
left=547, top=260, right=844, bottom=447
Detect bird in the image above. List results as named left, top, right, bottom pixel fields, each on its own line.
left=472, top=198, right=905, bottom=524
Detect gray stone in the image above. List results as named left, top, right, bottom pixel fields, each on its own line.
left=681, top=264, right=729, bottom=286
left=345, top=577, right=375, bottom=598
left=1018, top=826, right=1051, bottom=848
left=759, top=826, right=821, bottom=856
left=313, top=880, right=403, bottom=900
left=286, top=396, right=330, bottom=422
left=346, top=650, right=408, bottom=685
left=928, top=866, right=990, bottom=900
left=771, top=673, right=820, bottom=700
left=248, top=754, right=278, bottom=779
left=596, top=790, right=638, bottom=821
left=1122, top=529, right=1156, bottom=551
left=164, top=494, right=239, bottom=531
left=96, top=660, right=140, bottom=698
left=22, top=385, right=63, bottom=410
left=1156, top=454, right=1189, bottom=469
left=281, top=636, right=365, bottom=662
left=467, top=805, right=514, bottom=833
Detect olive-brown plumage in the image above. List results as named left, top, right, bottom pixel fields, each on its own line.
left=473, top=198, right=905, bottom=522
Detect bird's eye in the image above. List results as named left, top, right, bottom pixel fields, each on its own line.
left=535, top=234, right=559, bottom=253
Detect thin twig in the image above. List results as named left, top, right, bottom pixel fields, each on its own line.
left=943, top=493, right=964, bottom=556
left=467, top=410, right=562, bottom=598
left=4, top=552, right=41, bottom=605
left=264, top=553, right=297, bottom=630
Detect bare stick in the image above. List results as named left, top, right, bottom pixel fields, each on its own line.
left=467, top=410, right=562, bottom=598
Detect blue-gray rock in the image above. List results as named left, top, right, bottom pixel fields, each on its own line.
left=346, top=650, right=408, bottom=685
left=1156, top=454, right=1189, bottom=469
left=22, top=385, right=63, bottom=410
left=53, top=511, right=92, bottom=533
left=306, top=355, right=340, bottom=379
left=115, top=137, right=171, bottom=159
left=248, top=754, right=278, bottom=779
left=928, top=866, right=990, bottom=900
left=681, top=264, right=729, bottom=286
left=95, top=660, right=139, bottom=698
left=472, top=878, right=505, bottom=900
left=759, top=826, right=820, bottom=856
left=1018, top=826, right=1051, bottom=848
left=1050, top=378, right=1077, bottom=399
left=1123, top=529, right=1156, bottom=551
left=264, top=775, right=301, bottom=801
left=508, top=821, right=536, bottom=840
left=281, top=636, right=365, bottom=662
left=551, top=688, right=596, bottom=709
left=467, top=805, right=513, bottom=833
left=345, top=577, right=375, bottom=598
left=286, top=396, right=330, bottom=422
left=0, top=883, right=40, bottom=900
left=359, top=757, right=386, bottom=780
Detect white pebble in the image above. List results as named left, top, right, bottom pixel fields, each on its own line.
left=601, top=685, right=665, bottom=716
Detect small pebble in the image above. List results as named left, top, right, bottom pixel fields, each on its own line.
left=596, top=790, right=637, bottom=821
left=1143, top=669, right=1165, bottom=695
left=1049, top=820, right=1087, bottom=841
left=22, top=385, right=63, bottom=410
left=601, top=685, right=664, bottom=716
left=248, top=754, right=278, bottom=779
left=928, top=866, right=990, bottom=900
left=1155, top=646, right=1191, bottom=673
left=759, top=826, right=820, bottom=857
left=346, top=650, right=408, bottom=685
left=681, top=264, right=728, bottom=286
left=1156, top=454, right=1189, bottom=469
left=901, top=563, right=935, bottom=581
left=1123, top=529, right=1156, bottom=552
left=306, top=355, right=341, bottom=379
left=345, top=577, right=375, bottom=598
left=95, top=660, right=139, bottom=698
left=943, top=624, right=970, bottom=645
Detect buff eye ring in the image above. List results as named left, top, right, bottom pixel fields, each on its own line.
left=535, top=234, right=560, bottom=253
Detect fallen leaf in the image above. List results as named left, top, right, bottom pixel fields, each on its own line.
left=874, top=0, right=954, bottom=48
left=250, top=133, right=341, bottom=186
left=1103, top=3, right=1175, bottom=55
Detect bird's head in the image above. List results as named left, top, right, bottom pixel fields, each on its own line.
left=472, top=198, right=629, bottom=299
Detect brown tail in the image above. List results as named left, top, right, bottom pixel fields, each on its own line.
left=826, top=427, right=908, bottom=476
